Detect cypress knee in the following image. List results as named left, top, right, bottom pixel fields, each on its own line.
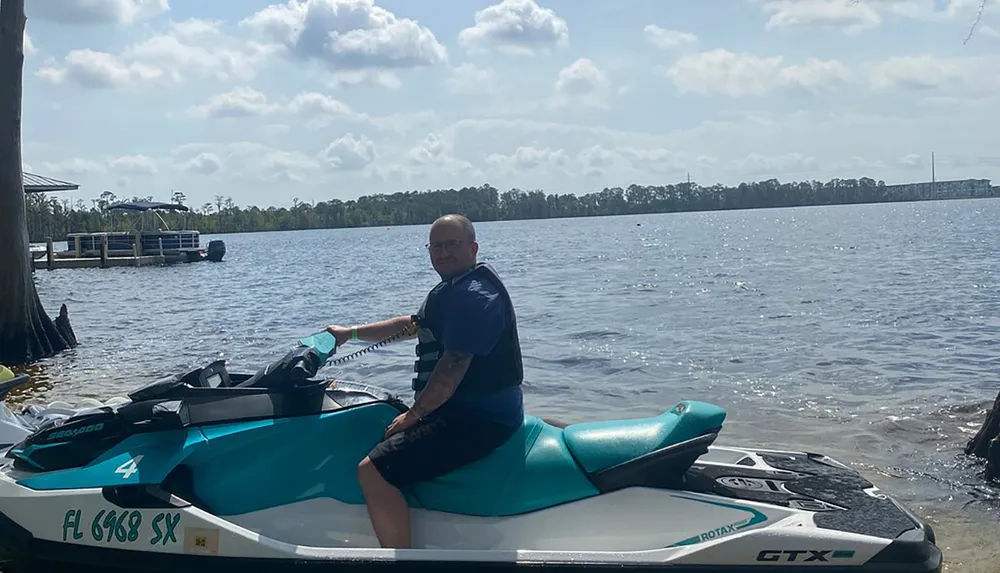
left=965, top=388, right=1000, bottom=482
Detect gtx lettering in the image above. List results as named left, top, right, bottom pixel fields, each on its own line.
left=757, top=550, right=856, bottom=562
left=47, top=423, right=104, bottom=441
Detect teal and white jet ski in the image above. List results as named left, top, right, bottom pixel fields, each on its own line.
left=0, top=333, right=942, bottom=573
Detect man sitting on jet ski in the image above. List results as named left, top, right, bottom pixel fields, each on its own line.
left=326, top=214, right=525, bottom=549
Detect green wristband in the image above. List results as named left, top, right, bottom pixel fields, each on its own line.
left=351, top=327, right=358, bottom=341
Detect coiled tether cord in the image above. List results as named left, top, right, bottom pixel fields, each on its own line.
left=325, top=318, right=419, bottom=367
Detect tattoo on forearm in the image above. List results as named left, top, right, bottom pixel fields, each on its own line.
left=411, top=350, right=473, bottom=418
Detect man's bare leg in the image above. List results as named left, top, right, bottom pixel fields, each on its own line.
left=358, top=456, right=411, bottom=548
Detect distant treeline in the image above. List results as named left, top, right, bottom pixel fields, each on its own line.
left=24, top=176, right=998, bottom=241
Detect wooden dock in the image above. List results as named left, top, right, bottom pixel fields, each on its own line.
left=33, top=234, right=225, bottom=271
left=34, top=252, right=168, bottom=270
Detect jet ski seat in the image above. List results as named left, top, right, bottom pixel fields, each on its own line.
left=405, top=401, right=727, bottom=516
left=407, top=415, right=600, bottom=516
left=562, top=401, right=727, bottom=473
left=135, top=401, right=727, bottom=519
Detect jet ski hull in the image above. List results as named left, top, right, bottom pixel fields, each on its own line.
left=0, top=349, right=942, bottom=573
left=0, top=445, right=941, bottom=573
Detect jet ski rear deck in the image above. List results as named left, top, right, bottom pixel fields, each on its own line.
left=0, top=342, right=942, bottom=573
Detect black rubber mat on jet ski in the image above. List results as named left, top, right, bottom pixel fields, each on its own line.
left=681, top=451, right=919, bottom=540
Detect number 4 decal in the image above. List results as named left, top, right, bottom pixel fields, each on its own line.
left=115, top=455, right=144, bottom=479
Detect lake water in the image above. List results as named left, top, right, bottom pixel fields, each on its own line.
left=17, top=198, right=1000, bottom=571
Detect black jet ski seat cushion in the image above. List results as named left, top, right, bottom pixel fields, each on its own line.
left=234, top=346, right=322, bottom=389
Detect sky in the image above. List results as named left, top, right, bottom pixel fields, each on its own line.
left=18, top=0, right=1000, bottom=209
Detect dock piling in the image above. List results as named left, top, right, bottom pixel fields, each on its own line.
left=100, top=235, right=108, bottom=268
left=46, top=238, right=53, bottom=271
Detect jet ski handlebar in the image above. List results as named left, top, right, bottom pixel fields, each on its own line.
left=127, top=321, right=416, bottom=404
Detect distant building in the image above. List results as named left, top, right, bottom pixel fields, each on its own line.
left=881, top=178, right=993, bottom=201
left=23, top=172, right=79, bottom=194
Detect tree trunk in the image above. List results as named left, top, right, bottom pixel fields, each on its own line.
left=0, top=0, right=77, bottom=367
left=965, top=389, right=1000, bottom=482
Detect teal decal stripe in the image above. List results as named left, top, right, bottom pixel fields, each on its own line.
left=668, top=495, right=770, bottom=547
left=833, top=550, right=856, bottom=558
left=16, top=428, right=207, bottom=491
left=9, top=442, right=67, bottom=470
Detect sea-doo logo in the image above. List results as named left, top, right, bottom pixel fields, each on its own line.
left=757, top=549, right=856, bottom=562
left=47, top=423, right=104, bottom=441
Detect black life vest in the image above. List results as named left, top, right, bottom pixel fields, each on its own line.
left=411, top=262, right=524, bottom=400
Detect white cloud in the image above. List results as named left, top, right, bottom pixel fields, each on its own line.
left=589, top=146, right=688, bottom=176
left=320, top=134, right=376, bottom=170
left=486, top=146, right=570, bottom=174
left=553, top=58, right=611, bottom=108
left=662, top=49, right=852, bottom=96
left=183, top=88, right=393, bottom=130
left=108, top=154, right=158, bottom=175
left=173, top=142, right=322, bottom=182
left=660, top=48, right=996, bottom=98
left=122, top=19, right=273, bottom=83
left=35, top=155, right=161, bottom=179
left=458, top=0, right=569, bottom=55
left=183, top=153, right=222, bottom=175
left=576, top=144, right=621, bottom=176
left=37, top=19, right=274, bottom=89
left=402, top=132, right=478, bottom=179
left=446, top=63, right=500, bottom=95
left=866, top=54, right=1000, bottom=93
left=286, top=91, right=359, bottom=119
left=757, top=0, right=1000, bottom=34
left=327, top=69, right=402, bottom=90
left=760, top=0, right=883, bottom=34
left=366, top=110, right=439, bottom=135
left=732, top=152, right=820, bottom=176
left=239, top=0, right=447, bottom=70
left=899, top=153, right=924, bottom=169
left=428, top=100, right=998, bottom=188
left=643, top=25, right=698, bottom=49
left=185, top=87, right=279, bottom=118
left=480, top=144, right=688, bottom=179
left=778, top=58, right=855, bottom=92
left=36, top=49, right=164, bottom=88
left=37, top=158, right=107, bottom=175
left=26, top=0, right=169, bottom=25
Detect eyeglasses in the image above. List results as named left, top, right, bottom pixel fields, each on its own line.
left=425, top=240, right=466, bottom=253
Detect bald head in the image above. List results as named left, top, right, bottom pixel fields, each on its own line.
left=427, top=214, right=479, bottom=279
left=431, top=214, right=476, bottom=243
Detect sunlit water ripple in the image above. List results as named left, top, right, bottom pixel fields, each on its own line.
left=15, top=198, right=1000, bottom=571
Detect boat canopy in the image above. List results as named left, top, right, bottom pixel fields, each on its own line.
left=107, top=201, right=190, bottom=212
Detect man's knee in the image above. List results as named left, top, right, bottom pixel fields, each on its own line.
left=358, top=456, right=378, bottom=484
